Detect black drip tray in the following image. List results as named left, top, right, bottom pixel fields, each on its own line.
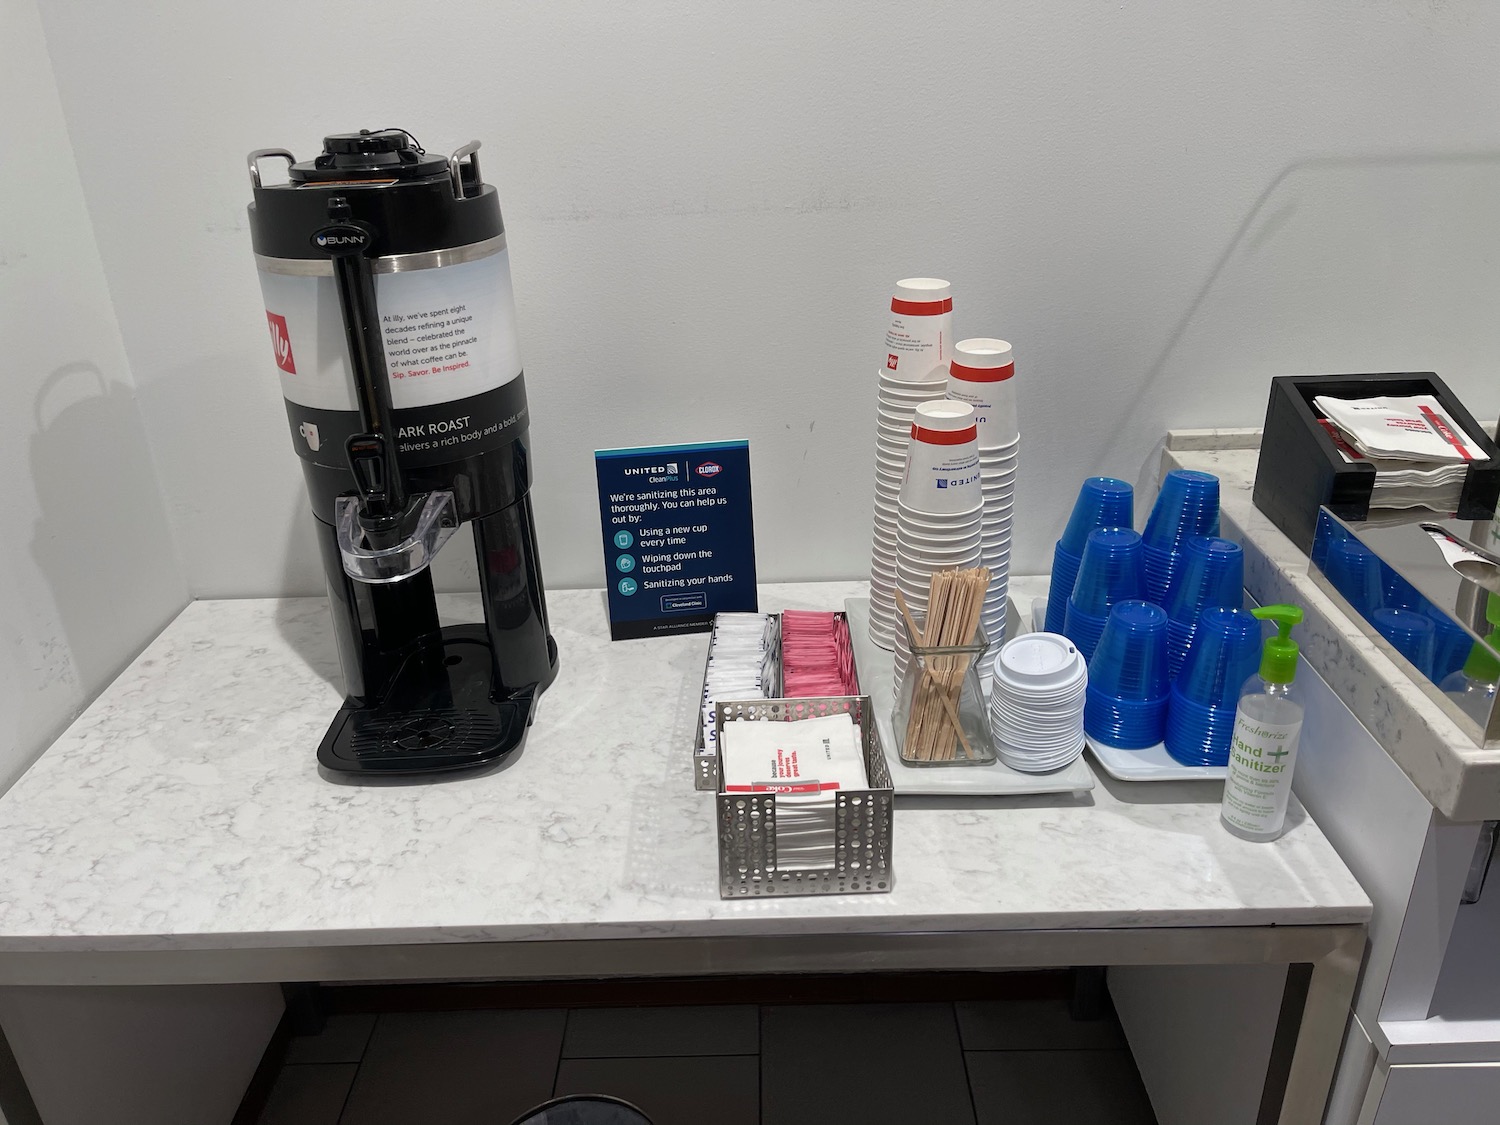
left=318, top=625, right=536, bottom=774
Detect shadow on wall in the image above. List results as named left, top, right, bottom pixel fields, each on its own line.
left=1082, top=152, right=1500, bottom=528
left=29, top=362, right=183, bottom=693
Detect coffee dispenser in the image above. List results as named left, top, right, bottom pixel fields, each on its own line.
left=247, top=129, right=557, bottom=774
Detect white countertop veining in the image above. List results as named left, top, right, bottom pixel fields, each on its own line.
left=0, top=583, right=1367, bottom=959
left=1167, top=444, right=1500, bottom=821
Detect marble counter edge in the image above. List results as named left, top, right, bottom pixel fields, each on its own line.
left=1165, top=442, right=1500, bottom=822
left=0, top=900, right=1374, bottom=958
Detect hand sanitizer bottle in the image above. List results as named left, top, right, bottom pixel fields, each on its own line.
left=1221, top=605, right=1304, bottom=842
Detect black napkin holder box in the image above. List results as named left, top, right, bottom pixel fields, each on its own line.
left=1252, top=372, right=1499, bottom=555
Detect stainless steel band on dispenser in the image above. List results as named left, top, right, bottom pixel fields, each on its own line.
left=253, top=233, right=508, bottom=277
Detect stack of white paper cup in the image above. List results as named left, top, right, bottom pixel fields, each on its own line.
left=892, top=401, right=984, bottom=699
left=946, top=339, right=1018, bottom=679
left=868, top=279, right=955, bottom=649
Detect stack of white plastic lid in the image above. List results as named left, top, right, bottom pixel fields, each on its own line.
left=989, top=632, right=1087, bottom=772
left=892, top=400, right=984, bottom=699
left=946, top=339, right=1018, bottom=681
left=869, top=279, right=954, bottom=650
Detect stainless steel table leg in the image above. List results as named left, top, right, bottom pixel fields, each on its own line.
left=1268, top=925, right=1365, bottom=1125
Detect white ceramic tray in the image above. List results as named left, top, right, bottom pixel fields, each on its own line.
left=1011, top=580, right=1227, bottom=783
left=845, top=597, right=1095, bottom=797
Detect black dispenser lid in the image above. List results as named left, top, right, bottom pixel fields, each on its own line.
left=290, top=129, right=450, bottom=183
left=248, top=128, right=503, bottom=258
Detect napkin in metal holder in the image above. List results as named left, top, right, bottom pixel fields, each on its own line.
left=714, top=695, right=894, bottom=899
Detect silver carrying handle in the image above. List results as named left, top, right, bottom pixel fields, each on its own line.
left=448, top=140, right=482, bottom=199
left=247, top=149, right=296, bottom=190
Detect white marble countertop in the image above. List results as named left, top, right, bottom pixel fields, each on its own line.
left=0, top=583, right=1368, bottom=963
left=1167, top=441, right=1500, bottom=821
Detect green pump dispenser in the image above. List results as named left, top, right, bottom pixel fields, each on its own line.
left=1251, top=605, right=1304, bottom=684
left=1460, top=593, right=1500, bottom=683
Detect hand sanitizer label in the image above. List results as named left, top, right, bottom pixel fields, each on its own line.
left=1221, top=713, right=1303, bottom=836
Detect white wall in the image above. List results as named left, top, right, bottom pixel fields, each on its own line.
left=33, top=0, right=1500, bottom=597
left=0, top=0, right=188, bottom=792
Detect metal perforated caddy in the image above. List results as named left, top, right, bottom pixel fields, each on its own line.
left=714, top=696, right=894, bottom=898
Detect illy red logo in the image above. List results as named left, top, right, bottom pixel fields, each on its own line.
left=886, top=353, right=899, bottom=370
left=266, top=311, right=296, bottom=374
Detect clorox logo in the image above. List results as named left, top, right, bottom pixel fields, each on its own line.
left=697, top=461, right=723, bottom=478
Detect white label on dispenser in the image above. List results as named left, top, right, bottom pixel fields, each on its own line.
left=884, top=308, right=952, bottom=380
left=1221, top=713, right=1303, bottom=835
left=259, top=250, right=522, bottom=411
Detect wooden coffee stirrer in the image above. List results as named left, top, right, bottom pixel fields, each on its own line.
left=895, top=570, right=989, bottom=762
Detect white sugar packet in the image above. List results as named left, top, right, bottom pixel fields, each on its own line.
left=720, top=714, right=866, bottom=793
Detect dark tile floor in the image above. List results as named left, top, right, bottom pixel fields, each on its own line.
left=257, top=998, right=1156, bottom=1125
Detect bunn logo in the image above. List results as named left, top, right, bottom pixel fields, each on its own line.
left=696, top=461, right=723, bottom=477
left=309, top=224, right=370, bottom=253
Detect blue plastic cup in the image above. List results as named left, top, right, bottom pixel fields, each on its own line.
left=1427, top=607, right=1475, bottom=682
left=1382, top=571, right=1425, bottom=612
left=1044, top=541, right=1083, bottom=634
left=1142, top=470, right=1221, bottom=552
left=1085, top=601, right=1170, bottom=748
left=1322, top=538, right=1383, bottom=616
left=1065, top=529, right=1144, bottom=660
left=1163, top=537, right=1244, bottom=680
left=1310, top=510, right=1345, bottom=574
left=1164, top=691, right=1243, bottom=767
left=1371, top=608, right=1437, bottom=679
left=1060, top=477, right=1134, bottom=555
left=1141, top=471, right=1220, bottom=604
left=1164, top=606, right=1262, bottom=766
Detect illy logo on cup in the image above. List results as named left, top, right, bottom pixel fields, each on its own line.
left=298, top=422, right=320, bottom=451
left=266, top=311, right=296, bottom=374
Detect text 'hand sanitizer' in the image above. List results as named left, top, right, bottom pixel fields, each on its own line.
left=1221, top=605, right=1304, bottom=842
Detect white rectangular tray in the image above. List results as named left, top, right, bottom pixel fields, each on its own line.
left=1013, top=580, right=1228, bottom=783
left=1087, top=738, right=1227, bottom=782
left=846, top=596, right=1095, bottom=797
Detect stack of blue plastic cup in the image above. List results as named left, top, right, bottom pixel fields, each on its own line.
left=1085, top=601, right=1171, bottom=749
left=1427, top=606, right=1475, bottom=682
left=1322, top=537, right=1383, bottom=616
left=1064, top=528, right=1144, bottom=661
left=1163, top=536, right=1245, bottom=682
left=1164, top=606, right=1262, bottom=767
left=1141, top=470, right=1220, bottom=605
left=1045, top=478, right=1133, bottom=634
left=1371, top=608, right=1437, bottom=678
left=1309, top=510, right=1344, bottom=574
left=1382, top=571, right=1425, bottom=612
